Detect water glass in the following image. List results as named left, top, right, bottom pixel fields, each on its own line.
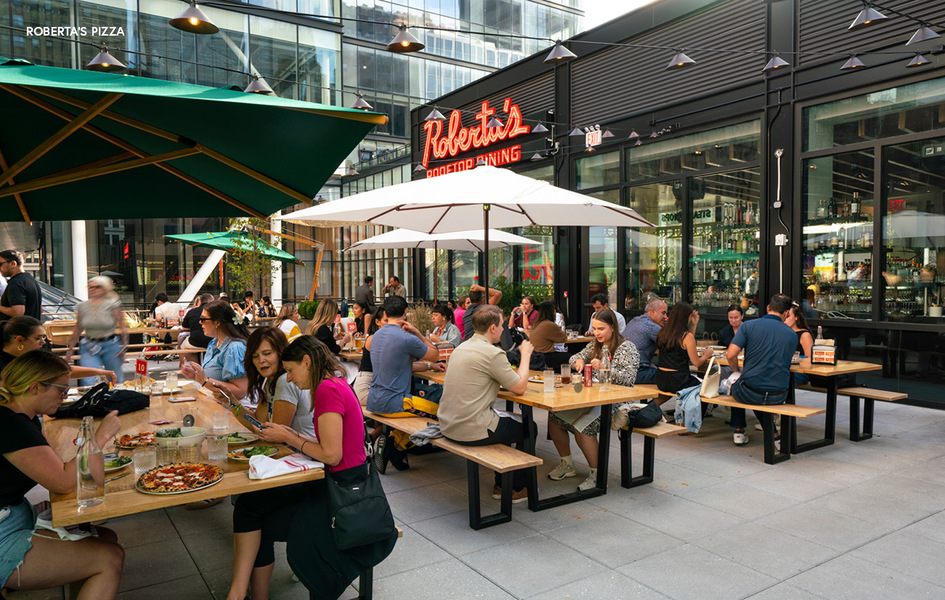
left=134, top=446, right=157, bottom=476
left=178, top=442, right=201, bottom=463
left=212, top=410, right=230, bottom=432
left=156, top=443, right=178, bottom=466
left=543, top=368, right=555, bottom=394
left=150, top=381, right=163, bottom=398
left=207, top=436, right=228, bottom=461
left=559, top=364, right=572, bottom=385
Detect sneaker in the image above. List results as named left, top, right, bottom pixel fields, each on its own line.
left=773, top=435, right=781, bottom=452
left=577, top=470, right=598, bottom=492
left=492, top=485, right=501, bottom=500
left=547, top=459, right=577, bottom=481
left=372, top=435, right=389, bottom=474
left=511, top=488, right=528, bottom=504
left=733, top=430, right=749, bottom=445
left=754, top=415, right=781, bottom=433
left=390, top=445, right=410, bottom=471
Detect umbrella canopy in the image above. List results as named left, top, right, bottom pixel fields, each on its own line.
left=0, top=57, right=386, bottom=223
left=278, top=165, right=653, bottom=290
left=165, top=231, right=303, bottom=265
left=343, top=228, right=542, bottom=252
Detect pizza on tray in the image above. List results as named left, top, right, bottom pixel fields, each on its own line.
left=117, top=432, right=155, bottom=447
left=136, top=463, right=223, bottom=494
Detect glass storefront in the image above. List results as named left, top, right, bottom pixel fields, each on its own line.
left=625, top=182, right=681, bottom=311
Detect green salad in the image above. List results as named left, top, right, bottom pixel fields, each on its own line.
left=104, top=456, right=132, bottom=469
left=240, top=446, right=277, bottom=457
left=156, top=428, right=183, bottom=438
left=221, top=432, right=247, bottom=441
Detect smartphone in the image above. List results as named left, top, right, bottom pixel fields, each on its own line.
left=168, top=396, right=196, bottom=403
left=216, top=384, right=264, bottom=430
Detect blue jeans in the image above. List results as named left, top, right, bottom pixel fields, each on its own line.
left=729, top=379, right=787, bottom=431
left=635, top=365, right=657, bottom=384
left=78, top=336, right=125, bottom=386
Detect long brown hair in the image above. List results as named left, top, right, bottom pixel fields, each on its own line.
left=789, top=304, right=811, bottom=333
left=588, top=308, right=625, bottom=359
left=202, top=300, right=249, bottom=341
left=656, top=302, right=695, bottom=351
left=245, top=327, right=288, bottom=403
left=281, top=335, right=342, bottom=404
left=306, top=300, right=338, bottom=336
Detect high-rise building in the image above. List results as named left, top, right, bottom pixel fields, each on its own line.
left=0, top=0, right=583, bottom=304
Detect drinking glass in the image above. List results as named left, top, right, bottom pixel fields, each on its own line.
left=559, top=364, right=572, bottom=385
left=543, top=368, right=555, bottom=394
left=212, top=410, right=230, bottom=432
left=150, top=381, right=163, bottom=398
left=207, top=436, right=228, bottom=461
left=156, top=443, right=178, bottom=466
left=178, top=442, right=201, bottom=463
left=133, top=446, right=157, bottom=476
left=166, top=372, right=179, bottom=393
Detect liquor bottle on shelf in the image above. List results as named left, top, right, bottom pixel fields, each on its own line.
left=817, top=199, right=826, bottom=219
left=851, top=192, right=860, bottom=216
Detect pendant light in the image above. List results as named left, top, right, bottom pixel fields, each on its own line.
left=762, top=54, right=790, bottom=73
left=85, top=46, right=127, bottom=72
left=666, top=50, right=696, bottom=70
left=424, top=106, right=446, bottom=121
left=531, top=122, right=549, bottom=134
left=906, top=53, right=931, bottom=68
left=170, top=1, right=219, bottom=35
left=350, top=92, right=373, bottom=111
left=486, top=116, right=503, bottom=129
left=544, top=41, right=577, bottom=64
left=848, top=4, right=887, bottom=31
left=841, top=53, right=867, bottom=70
left=244, top=75, right=274, bottom=94
left=907, top=26, right=940, bottom=45
left=387, top=25, right=424, bottom=53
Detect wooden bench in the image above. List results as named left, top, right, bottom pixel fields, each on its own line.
left=617, top=419, right=687, bottom=488
left=363, top=410, right=542, bottom=530
left=797, top=384, right=907, bottom=442
left=634, top=384, right=677, bottom=403
left=357, top=526, right=403, bottom=600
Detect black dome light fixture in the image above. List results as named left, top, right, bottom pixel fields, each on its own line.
left=85, top=46, right=127, bottom=72
left=387, top=25, right=424, bottom=53
left=544, top=41, right=577, bottom=64
left=170, top=1, right=219, bottom=34
left=848, top=3, right=888, bottom=32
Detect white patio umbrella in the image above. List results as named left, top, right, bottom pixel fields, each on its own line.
left=278, top=165, right=654, bottom=291
left=343, top=227, right=542, bottom=299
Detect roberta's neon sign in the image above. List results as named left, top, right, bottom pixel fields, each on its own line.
left=421, top=98, right=531, bottom=173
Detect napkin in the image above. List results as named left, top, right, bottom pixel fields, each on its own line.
left=248, top=453, right=324, bottom=480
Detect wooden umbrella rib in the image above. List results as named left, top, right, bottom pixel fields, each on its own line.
left=0, top=148, right=200, bottom=198
left=0, top=147, right=31, bottom=224
left=196, top=145, right=312, bottom=205
left=0, top=91, right=121, bottom=188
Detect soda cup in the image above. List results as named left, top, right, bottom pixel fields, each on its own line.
left=584, top=365, right=593, bottom=387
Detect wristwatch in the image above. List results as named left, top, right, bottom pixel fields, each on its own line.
left=425, top=362, right=432, bottom=370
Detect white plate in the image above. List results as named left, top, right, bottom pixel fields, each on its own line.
left=227, top=445, right=279, bottom=461
left=220, top=432, right=259, bottom=445
left=104, top=457, right=133, bottom=473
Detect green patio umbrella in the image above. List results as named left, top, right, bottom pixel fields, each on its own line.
left=0, top=57, right=386, bottom=223
left=164, top=231, right=303, bottom=265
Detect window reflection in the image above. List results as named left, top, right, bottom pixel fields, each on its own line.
left=625, top=183, right=681, bottom=311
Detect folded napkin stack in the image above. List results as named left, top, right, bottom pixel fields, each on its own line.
left=248, top=453, right=324, bottom=480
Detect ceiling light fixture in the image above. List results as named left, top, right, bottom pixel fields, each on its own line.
left=85, top=46, right=127, bottom=72
left=544, top=41, right=577, bottom=64
left=848, top=4, right=888, bottom=31
left=170, top=1, right=219, bottom=34
left=387, top=25, right=424, bottom=53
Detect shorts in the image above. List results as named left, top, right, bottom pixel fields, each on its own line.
left=0, top=501, right=37, bottom=587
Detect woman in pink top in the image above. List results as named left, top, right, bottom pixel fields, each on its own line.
left=454, top=295, right=469, bottom=339
left=226, top=335, right=368, bottom=600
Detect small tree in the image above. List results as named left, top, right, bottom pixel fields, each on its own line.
left=227, top=217, right=279, bottom=297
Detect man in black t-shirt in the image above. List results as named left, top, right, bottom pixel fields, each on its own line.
left=0, top=249, right=42, bottom=322
left=178, top=293, right=213, bottom=368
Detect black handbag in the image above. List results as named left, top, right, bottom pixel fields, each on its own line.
left=54, top=382, right=149, bottom=419
left=325, top=428, right=396, bottom=550
left=625, top=400, right=663, bottom=429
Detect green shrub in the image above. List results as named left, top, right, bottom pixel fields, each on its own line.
left=297, top=300, right=319, bottom=319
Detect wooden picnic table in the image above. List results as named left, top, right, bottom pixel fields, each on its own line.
left=46, top=384, right=323, bottom=527
left=417, top=368, right=657, bottom=511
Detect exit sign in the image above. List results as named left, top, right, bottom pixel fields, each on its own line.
left=585, top=129, right=602, bottom=148
left=922, top=143, right=944, bottom=157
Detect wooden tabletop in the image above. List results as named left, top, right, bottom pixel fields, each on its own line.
left=47, top=384, right=323, bottom=527
left=339, top=349, right=363, bottom=362
left=698, top=351, right=881, bottom=376
left=417, top=369, right=658, bottom=412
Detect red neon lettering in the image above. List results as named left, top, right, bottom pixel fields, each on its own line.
left=421, top=99, right=531, bottom=167
left=425, top=145, right=523, bottom=178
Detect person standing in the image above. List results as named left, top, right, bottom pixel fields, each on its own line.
left=726, top=294, right=797, bottom=446
left=0, top=249, right=41, bottom=322
left=621, top=298, right=667, bottom=384
left=383, top=276, right=406, bottom=299
left=65, top=276, right=127, bottom=385
left=440, top=304, right=534, bottom=503
left=586, top=293, right=625, bottom=335
left=355, top=276, right=376, bottom=309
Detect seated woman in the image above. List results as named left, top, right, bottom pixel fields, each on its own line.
left=453, top=295, right=469, bottom=339
left=226, top=336, right=394, bottom=600
left=527, top=300, right=568, bottom=369
left=0, top=351, right=124, bottom=598
left=353, top=307, right=386, bottom=406
left=257, top=296, right=277, bottom=319
left=275, top=303, right=302, bottom=343
left=655, top=302, right=712, bottom=401
left=718, top=304, right=744, bottom=348
left=429, top=304, right=461, bottom=347
left=785, top=304, right=815, bottom=387
left=508, top=296, right=538, bottom=331
left=304, top=300, right=351, bottom=355
left=550, top=308, right=638, bottom=492
left=351, top=300, right=373, bottom=337
left=181, top=299, right=249, bottom=406
left=0, top=316, right=117, bottom=383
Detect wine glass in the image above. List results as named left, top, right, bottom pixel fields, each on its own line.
left=166, top=371, right=179, bottom=394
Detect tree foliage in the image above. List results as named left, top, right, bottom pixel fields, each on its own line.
left=227, top=217, right=278, bottom=297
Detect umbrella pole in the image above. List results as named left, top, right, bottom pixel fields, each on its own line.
left=434, top=241, right=438, bottom=301
left=483, top=204, right=490, bottom=296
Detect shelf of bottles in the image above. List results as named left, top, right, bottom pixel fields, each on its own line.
left=802, top=193, right=873, bottom=320
left=691, top=200, right=760, bottom=311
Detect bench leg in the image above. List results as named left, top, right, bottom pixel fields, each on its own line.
left=358, top=567, right=373, bottom=600
left=466, top=461, right=513, bottom=530
left=620, top=429, right=656, bottom=488
left=849, top=396, right=875, bottom=441
left=760, top=413, right=791, bottom=465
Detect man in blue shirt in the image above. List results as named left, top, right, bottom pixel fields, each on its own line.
left=726, top=294, right=797, bottom=446
left=621, top=298, right=667, bottom=384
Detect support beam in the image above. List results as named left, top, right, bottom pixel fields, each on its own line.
left=0, top=146, right=31, bottom=224
left=178, top=249, right=227, bottom=304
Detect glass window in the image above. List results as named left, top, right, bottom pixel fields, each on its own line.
left=299, top=25, right=339, bottom=105
left=8, top=0, right=75, bottom=68
left=804, top=78, right=945, bottom=152
left=625, top=183, right=682, bottom=311
left=689, top=168, right=761, bottom=316
left=249, top=17, right=298, bottom=98
left=627, top=121, right=760, bottom=181
left=881, top=139, right=945, bottom=322
left=587, top=190, right=620, bottom=307
left=575, top=150, right=620, bottom=190
left=801, top=151, right=875, bottom=320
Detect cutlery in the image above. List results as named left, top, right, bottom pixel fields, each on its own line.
left=105, top=472, right=130, bottom=483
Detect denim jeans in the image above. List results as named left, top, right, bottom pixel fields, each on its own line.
left=635, top=365, right=657, bottom=384
left=729, top=379, right=788, bottom=431
left=78, top=336, right=125, bottom=386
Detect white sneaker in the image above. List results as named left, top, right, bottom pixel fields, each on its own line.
left=733, top=431, right=749, bottom=445
left=547, top=459, right=577, bottom=481
left=577, top=469, right=598, bottom=492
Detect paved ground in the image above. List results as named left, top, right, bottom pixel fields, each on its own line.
left=10, top=365, right=945, bottom=599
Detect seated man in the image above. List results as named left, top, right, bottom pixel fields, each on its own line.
left=621, top=297, right=667, bottom=384
left=726, top=293, right=797, bottom=446
left=587, top=293, right=626, bottom=334
left=367, top=296, right=441, bottom=466
left=440, top=305, right=535, bottom=503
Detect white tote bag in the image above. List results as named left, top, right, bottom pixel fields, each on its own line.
left=700, top=355, right=721, bottom=398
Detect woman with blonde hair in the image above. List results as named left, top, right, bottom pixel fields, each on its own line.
left=0, top=351, right=124, bottom=598
left=65, top=276, right=127, bottom=385
left=304, top=300, right=351, bottom=355
left=275, top=303, right=302, bottom=342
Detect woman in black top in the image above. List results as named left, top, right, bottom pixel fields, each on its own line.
left=655, top=302, right=713, bottom=400
left=351, top=299, right=372, bottom=336
left=718, top=304, right=744, bottom=348
left=0, top=351, right=124, bottom=597
left=353, top=307, right=386, bottom=405
left=304, top=300, right=351, bottom=355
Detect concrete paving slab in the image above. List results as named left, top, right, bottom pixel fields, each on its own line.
left=763, top=505, right=884, bottom=552
left=117, top=536, right=201, bottom=593
left=526, top=570, right=671, bottom=600
left=372, top=558, right=516, bottom=600
left=677, top=479, right=798, bottom=519
left=851, top=529, right=945, bottom=587
left=788, top=554, right=945, bottom=599
left=543, top=510, right=682, bottom=568
left=409, top=509, right=539, bottom=557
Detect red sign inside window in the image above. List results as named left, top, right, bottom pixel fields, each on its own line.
left=889, top=198, right=905, bottom=212
left=421, top=98, right=531, bottom=169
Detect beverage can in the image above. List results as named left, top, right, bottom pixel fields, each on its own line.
left=583, top=365, right=593, bottom=387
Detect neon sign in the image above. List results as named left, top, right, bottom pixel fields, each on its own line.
left=421, top=98, right=531, bottom=169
